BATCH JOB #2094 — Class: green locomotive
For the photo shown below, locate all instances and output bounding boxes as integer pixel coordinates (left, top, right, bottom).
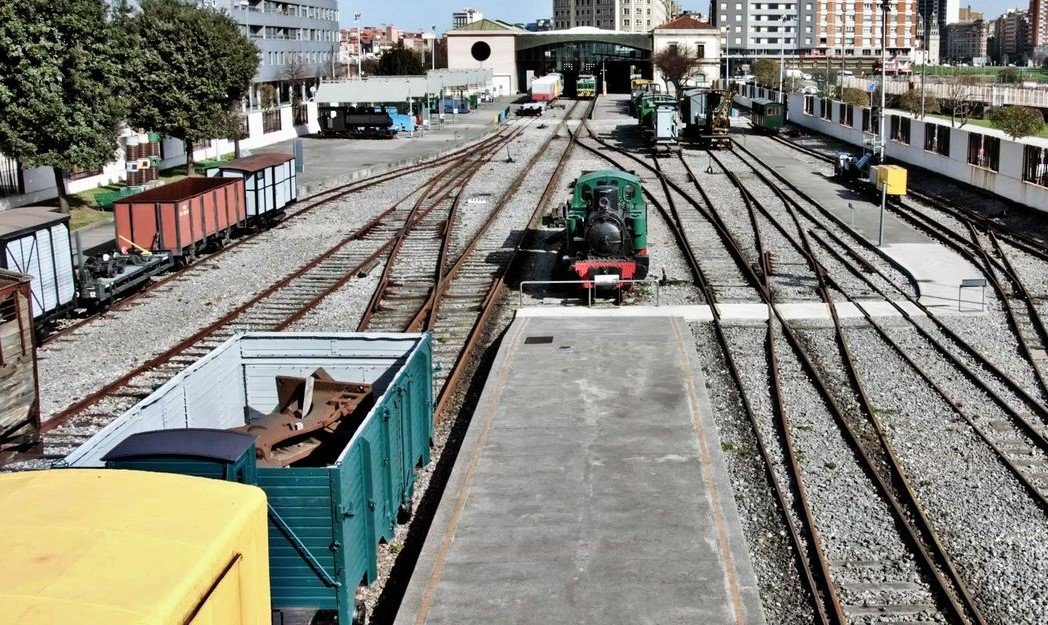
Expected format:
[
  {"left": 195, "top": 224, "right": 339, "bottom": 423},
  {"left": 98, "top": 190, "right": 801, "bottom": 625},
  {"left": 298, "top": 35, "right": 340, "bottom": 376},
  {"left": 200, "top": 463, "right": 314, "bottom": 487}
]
[
  {"left": 560, "top": 170, "right": 649, "bottom": 286},
  {"left": 577, "top": 74, "right": 597, "bottom": 99},
  {"left": 750, "top": 97, "right": 785, "bottom": 134}
]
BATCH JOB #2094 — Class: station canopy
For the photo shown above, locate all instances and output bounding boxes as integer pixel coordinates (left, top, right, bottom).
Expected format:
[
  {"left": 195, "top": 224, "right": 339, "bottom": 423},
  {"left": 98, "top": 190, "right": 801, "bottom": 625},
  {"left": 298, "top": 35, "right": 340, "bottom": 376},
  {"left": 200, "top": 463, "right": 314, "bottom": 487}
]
[{"left": 315, "top": 68, "right": 493, "bottom": 105}]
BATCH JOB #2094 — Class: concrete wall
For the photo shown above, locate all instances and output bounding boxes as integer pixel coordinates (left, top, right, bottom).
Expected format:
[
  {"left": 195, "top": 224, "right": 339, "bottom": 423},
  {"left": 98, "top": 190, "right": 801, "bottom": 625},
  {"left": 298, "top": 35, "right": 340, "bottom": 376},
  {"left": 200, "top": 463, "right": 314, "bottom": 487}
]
[
  {"left": 0, "top": 102, "right": 319, "bottom": 211},
  {"left": 785, "top": 91, "right": 1048, "bottom": 211},
  {"left": 447, "top": 33, "right": 517, "bottom": 95}
]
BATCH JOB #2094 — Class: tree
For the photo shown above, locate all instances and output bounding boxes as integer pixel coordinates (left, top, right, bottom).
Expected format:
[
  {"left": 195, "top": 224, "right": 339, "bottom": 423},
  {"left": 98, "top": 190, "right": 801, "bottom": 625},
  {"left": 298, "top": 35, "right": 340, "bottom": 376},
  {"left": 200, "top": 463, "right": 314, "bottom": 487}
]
[
  {"left": 999, "top": 67, "right": 1021, "bottom": 84},
  {"left": 377, "top": 46, "right": 425, "bottom": 76},
  {"left": 652, "top": 46, "right": 699, "bottom": 95},
  {"left": 841, "top": 87, "right": 872, "bottom": 108},
  {"left": 281, "top": 53, "right": 312, "bottom": 102},
  {"left": 938, "top": 74, "right": 981, "bottom": 128},
  {"left": 752, "top": 58, "right": 780, "bottom": 88},
  {"left": 896, "top": 88, "right": 939, "bottom": 116},
  {"left": 361, "top": 57, "right": 380, "bottom": 77},
  {"left": 988, "top": 105, "right": 1045, "bottom": 139},
  {"left": 124, "top": 0, "right": 258, "bottom": 175},
  {"left": 259, "top": 84, "right": 278, "bottom": 110},
  {"left": 0, "top": 0, "right": 130, "bottom": 210}
]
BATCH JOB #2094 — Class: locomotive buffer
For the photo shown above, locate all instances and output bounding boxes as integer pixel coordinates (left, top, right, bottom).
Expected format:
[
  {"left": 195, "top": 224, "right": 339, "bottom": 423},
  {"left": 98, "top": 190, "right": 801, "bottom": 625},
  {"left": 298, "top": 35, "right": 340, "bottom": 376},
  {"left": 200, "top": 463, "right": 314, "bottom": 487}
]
[{"left": 396, "top": 315, "right": 765, "bottom": 624}]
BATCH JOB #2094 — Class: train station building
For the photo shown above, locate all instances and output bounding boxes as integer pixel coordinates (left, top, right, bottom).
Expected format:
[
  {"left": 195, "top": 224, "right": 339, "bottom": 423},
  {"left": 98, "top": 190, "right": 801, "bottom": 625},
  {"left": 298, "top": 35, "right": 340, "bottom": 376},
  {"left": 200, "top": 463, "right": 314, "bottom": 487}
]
[{"left": 447, "top": 16, "right": 722, "bottom": 96}]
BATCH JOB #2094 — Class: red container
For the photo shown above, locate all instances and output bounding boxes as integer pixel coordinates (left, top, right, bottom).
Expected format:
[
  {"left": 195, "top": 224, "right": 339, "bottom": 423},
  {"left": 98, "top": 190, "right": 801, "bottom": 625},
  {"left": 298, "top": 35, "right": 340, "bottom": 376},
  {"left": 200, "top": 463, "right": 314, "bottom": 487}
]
[{"left": 114, "top": 177, "right": 246, "bottom": 257}]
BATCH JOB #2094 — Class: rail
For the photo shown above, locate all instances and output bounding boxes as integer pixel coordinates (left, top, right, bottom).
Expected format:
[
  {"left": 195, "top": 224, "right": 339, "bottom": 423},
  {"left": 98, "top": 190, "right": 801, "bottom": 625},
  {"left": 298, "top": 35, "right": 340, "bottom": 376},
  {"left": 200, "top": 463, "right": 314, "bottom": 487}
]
[{"left": 517, "top": 279, "right": 660, "bottom": 307}]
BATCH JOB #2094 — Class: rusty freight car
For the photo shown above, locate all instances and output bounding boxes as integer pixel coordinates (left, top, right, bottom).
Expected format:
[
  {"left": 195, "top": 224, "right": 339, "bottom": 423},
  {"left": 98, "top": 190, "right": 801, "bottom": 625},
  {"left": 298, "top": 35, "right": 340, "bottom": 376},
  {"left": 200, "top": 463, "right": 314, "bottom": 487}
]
[{"left": 113, "top": 177, "right": 246, "bottom": 262}]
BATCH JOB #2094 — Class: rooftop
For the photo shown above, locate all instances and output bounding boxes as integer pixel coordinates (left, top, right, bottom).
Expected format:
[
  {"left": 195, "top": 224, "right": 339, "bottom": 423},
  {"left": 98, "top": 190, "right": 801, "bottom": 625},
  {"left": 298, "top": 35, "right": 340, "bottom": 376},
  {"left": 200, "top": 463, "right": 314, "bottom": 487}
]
[{"left": 655, "top": 15, "right": 716, "bottom": 30}]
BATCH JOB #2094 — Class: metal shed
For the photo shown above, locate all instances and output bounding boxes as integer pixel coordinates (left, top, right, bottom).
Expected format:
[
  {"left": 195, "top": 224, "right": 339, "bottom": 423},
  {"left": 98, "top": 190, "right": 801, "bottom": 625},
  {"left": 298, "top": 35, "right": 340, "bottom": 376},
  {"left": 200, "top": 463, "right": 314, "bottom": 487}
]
[
  {"left": 0, "top": 207, "right": 75, "bottom": 321},
  {"left": 63, "top": 332, "right": 434, "bottom": 625},
  {"left": 206, "top": 152, "right": 297, "bottom": 219}
]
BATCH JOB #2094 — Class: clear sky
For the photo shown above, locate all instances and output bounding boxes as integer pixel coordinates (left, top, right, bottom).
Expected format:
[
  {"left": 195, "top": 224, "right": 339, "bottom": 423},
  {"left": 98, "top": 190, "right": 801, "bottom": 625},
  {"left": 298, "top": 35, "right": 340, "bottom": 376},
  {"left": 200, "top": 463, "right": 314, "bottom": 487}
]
[
  {"left": 337, "top": 0, "right": 1013, "bottom": 31},
  {"left": 338, "top": 0, "right": 709, "bottom": 31}
]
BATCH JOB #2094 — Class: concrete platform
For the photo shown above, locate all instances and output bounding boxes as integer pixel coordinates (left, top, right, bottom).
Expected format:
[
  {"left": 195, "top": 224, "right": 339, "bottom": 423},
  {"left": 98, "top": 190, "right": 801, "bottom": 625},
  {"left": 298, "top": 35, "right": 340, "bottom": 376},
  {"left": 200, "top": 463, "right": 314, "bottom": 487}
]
[
  {"left": 513, "top": 300, "right": 979, "bottom": 320},
  {"left": 395, "top": 315, "right": 765, "bottom": 625},
  {"left": 734, "top": 133, "right": 985, "bottom": 312}
]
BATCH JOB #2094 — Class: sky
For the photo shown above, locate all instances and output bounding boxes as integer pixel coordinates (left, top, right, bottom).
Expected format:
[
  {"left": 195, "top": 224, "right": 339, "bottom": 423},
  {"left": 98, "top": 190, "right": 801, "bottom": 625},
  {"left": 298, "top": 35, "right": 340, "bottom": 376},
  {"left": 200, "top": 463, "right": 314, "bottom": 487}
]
[
  {"left": 337, "top": 0, "right": 1010, "bottom": 31},
  {"left": 337, "top": 0, "right": 708, "bottom": 31}
]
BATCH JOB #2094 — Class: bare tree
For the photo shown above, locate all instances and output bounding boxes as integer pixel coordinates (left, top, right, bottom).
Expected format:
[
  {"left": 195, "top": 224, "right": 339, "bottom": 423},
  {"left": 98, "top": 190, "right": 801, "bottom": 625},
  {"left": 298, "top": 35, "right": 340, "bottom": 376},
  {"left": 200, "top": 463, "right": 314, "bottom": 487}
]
[
  {"left": 939, "top": 73, "right": 981, "bottom": 128},
  {"left": 281, "top": 53, "right": 312, "bottom": 83},
  {"left": 652, "top": 46, "right": 700, "bottom": 95}
]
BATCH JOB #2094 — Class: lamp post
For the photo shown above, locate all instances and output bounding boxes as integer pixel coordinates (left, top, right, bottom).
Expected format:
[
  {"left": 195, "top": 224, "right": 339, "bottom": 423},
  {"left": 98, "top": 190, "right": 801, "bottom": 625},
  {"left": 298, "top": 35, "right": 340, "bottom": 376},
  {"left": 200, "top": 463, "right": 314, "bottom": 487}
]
[
  {"left": 724, "top": 25, "right": 731, "bottom": 84},
  {"left": 879, "top": 0, "right": 891, "bottom": 162},
  {"left": 918, "top": 15, "right": 927, "bottom": 117},
  {"left": 431, "top": 25, "right": 436, "bottom": 71},
  {"left": 778, "top": 16, "right": 786, "bottom": 100},
  {"left": 354, "top": 13, "right": 364, "bottom": 79}
]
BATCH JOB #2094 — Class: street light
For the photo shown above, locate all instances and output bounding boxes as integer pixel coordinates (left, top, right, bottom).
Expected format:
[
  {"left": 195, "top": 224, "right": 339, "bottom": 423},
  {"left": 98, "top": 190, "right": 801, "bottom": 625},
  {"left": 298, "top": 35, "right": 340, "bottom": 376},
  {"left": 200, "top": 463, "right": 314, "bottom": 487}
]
[
  {"left": 354, "top": 12, "right": 362, "bottom": 80},
  {"left": 778, "top": 16, "right": 793, "bottom": 102},
  {"left": 879, "top": 0, "right": 892, "bottom": 162}
]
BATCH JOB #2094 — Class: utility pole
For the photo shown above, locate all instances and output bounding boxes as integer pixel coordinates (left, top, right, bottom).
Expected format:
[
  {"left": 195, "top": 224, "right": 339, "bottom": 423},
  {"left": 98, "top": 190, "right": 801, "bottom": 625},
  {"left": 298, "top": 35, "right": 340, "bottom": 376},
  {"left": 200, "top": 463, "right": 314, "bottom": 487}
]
[
  {"left": 839, "top": 2, "right": 846, "bottom": 97},
  {"left": 779, "top": 15, "right": 785, "bottom": 100},
  {"left": 431, "top": 25, "right": 436, "bottom": 71},
  {"left": 919, "top": 16, "right": 927, "bottom": 117},
  {"left": 879, "top": 0, "right": 891, "bottom": 162},
  {"left": 725, "top": 26, "right": 731, "bottom": 85},
  {"left": 354, "top": 12, "right": 362, "bottom": 79}
]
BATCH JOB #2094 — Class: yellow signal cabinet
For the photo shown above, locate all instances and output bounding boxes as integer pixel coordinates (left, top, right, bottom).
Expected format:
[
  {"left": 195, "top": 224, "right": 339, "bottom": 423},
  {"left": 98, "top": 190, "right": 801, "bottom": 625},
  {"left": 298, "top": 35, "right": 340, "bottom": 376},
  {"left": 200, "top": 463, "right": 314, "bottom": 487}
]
[{"left": 870, "top": 164, "right": 908, "bottom": 196}]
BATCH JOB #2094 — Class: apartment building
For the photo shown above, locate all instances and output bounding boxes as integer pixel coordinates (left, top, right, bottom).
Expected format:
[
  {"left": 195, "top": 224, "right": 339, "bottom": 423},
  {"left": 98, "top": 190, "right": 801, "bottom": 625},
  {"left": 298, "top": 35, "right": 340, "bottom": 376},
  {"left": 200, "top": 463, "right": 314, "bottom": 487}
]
[
  {"left": 1031, "top": 0, "right": 1048, "bottom": 47},
  {"left": 942, "top": 18, "right": 987, "bottom": 62},
  {"left": 453, "top": 8, "right": 484, "bottom": 28},
  {"left": 552, "top": 0, "right": 676, "bottom": 32},
  {"left": 813, "top": 0, "right": 919, "bottom": 58},
  {"left": 221, "top": 0, "right": 339, "bottom": 83}
]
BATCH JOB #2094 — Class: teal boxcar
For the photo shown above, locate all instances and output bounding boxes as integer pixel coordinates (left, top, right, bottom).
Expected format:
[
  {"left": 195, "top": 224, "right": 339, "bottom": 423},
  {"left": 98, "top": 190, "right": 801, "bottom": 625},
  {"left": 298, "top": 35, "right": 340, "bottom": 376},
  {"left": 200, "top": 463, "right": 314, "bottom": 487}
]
[
  {"left": 63, "top": 332, "right": 434, "bottom": 625},
  {"left": 750, "top": 97, "right": 785, "bottom": 134}
]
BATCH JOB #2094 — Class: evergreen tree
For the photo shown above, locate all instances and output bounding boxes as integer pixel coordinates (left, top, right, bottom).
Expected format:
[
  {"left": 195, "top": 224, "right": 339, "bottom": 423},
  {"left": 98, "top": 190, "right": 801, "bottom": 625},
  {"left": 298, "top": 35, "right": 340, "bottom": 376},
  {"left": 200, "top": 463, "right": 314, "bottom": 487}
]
[
  {"left": 0, "top": 0, "right": 130, "bottom": 209},
  {"left": 378, "top": 46, "right": 425, "bottom": 76}
]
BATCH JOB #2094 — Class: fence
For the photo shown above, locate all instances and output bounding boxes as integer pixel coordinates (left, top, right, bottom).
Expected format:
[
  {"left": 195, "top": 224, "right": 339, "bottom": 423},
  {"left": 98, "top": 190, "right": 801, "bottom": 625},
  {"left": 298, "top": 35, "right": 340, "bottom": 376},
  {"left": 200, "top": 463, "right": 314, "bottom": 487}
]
[
  {"left": 842, "top": 76, "right": 1048, "bottom": 109},
  {"left": 262, "top": 109, "right": 283, "bottom": 134}
]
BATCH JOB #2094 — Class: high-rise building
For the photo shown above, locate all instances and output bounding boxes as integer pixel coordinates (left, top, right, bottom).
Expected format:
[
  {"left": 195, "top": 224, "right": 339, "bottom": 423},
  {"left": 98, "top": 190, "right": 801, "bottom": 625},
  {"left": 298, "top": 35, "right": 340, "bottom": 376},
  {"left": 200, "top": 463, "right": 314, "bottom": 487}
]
[
  {"left": 918, "top": 0, "right": 959, "bottom": 30},
  {"left": 1031, "top": 0, "right": 1048, "bottom": 47},
  {"left": 813, "top": 0, "right": 919, "bottom": 59},
  {"left": 942, "top": 19, "right": 987, "bottom": 62},
  {"left": 957, "top": 4, "right": 982, "bottom": 21},
  {"left": 215, "top": 0, "right": 340, "bottom": 83},
  {"left": 710, "top": 0, "right": 918, "bottom": 58},
  {"left": 552, "top": 0, "right": 676, "bottom": 32},
  {"left": 988, "top": 8, "right": 1030, "bottom": 62},
  {"left": 709, "top": 0, "right": 814, "bottom": 56},
  {"left": 453, "top": 8, "right": 484, "bottom": 28}
]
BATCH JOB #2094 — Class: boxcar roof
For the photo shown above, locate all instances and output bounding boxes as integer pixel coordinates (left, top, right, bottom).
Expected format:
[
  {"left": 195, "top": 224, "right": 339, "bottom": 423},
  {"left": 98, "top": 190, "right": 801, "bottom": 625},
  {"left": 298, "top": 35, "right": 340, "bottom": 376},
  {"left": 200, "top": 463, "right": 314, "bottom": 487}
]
[
  {"left": 0, "top": 469, "right": 266, "bottom": 624},
  {"left": 117, "top": 176, "right": 239, "bottom": 204},
  {"left": 751, "top": 97, "right": 775, "bottom": 106},
  {"left": 211, "top": 152, "right": 294, "bottom": 173},
  {"left": 103, "top": 428, "right": 256, "bottom": 463},
  {"left": 0, "top": 207, "right": 69, "bottom": 241}
]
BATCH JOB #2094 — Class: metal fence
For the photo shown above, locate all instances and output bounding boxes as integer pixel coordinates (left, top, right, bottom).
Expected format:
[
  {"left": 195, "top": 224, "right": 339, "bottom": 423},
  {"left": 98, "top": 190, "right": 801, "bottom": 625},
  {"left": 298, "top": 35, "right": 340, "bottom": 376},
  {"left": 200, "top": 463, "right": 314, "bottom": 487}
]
[
  {"left": 263, "top": 109, "right": 283, "bottom": 134},
  {"left": 842, "top": 76, "right": 1048, "bottom": 108}
]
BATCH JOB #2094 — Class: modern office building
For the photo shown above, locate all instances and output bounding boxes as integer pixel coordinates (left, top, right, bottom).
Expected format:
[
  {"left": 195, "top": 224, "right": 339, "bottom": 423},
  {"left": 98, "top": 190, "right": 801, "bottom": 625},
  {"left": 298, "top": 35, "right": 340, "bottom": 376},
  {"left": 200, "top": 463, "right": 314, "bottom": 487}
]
[
  {"left": 552, "top": 0, "right": 677, "bottom": 32},
  {"left": 213, "top": 0, "right": 340, "bottom": 84},
  {"left": 709, "top": 0, "right": 815, "bottom": 56}
]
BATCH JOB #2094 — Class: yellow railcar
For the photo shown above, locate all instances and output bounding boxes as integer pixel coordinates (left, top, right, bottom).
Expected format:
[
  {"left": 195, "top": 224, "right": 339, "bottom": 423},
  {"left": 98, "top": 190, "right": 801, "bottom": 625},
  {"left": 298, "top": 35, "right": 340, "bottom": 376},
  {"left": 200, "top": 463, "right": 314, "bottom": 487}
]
[{"left": 0, "top": 469, "right": 270, "bottom": 625}]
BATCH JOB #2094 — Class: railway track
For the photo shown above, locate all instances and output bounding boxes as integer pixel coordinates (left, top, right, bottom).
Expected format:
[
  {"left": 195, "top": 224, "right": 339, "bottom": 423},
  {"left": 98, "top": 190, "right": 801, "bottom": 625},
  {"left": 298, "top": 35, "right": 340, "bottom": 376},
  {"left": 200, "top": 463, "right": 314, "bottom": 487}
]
[
  {"left": 5, "top": 127, "right": 530, "bottom": 468},
  {"left": 357, "top": 99, "right": 595, "bottom": 419},
  {"left": 40, "top": 129, "right": 521, "bottom": 347},
  {"left": 573, "top": 122, "right": 761, "bottom": 303}
]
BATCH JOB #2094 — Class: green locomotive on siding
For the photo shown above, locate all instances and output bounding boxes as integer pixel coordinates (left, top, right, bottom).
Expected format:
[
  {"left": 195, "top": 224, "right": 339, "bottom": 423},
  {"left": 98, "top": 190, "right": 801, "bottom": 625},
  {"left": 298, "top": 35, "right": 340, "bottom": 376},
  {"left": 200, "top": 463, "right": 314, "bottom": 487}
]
[
  {"left": 577, "top": 74, "right": 597, "bottom": 99},
  {"left": 560, "top": 170, "right": 649, "bottom": 286},
  {"left": 750, "top": 97, "right": 785, "bottom": 134}
]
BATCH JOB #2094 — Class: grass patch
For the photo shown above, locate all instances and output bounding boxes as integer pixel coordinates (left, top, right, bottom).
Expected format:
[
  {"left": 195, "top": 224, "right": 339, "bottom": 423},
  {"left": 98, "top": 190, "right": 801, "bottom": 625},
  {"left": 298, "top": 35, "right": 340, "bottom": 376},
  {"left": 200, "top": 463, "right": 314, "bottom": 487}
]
[
  {"left": 912, "top": 65, "right": 1048, "bottom": 82},
  {"left": 721, "top": 441, "right": 737, "bottom": 453},
  {"left": 69, "top": 206, "right": 112, "bottom": 231}
]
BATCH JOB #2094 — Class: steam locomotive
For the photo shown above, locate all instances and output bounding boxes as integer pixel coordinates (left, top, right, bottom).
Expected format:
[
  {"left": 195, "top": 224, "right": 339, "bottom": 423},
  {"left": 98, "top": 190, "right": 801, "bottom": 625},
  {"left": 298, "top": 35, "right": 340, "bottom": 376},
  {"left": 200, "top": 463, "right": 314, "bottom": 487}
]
[{"left": 558, "top": 170, "right": 649, "bottom": 287}]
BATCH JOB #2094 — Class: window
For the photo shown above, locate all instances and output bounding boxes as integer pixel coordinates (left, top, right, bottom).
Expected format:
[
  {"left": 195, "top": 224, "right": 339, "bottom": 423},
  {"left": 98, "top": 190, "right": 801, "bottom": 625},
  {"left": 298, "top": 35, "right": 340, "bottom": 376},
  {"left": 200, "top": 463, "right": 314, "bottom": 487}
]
[
  {"left": 862, "top": 108, "right": 876, "bottom": 133},
  {"left": 968, "top": 133, "right": 1000, "bottom": 172},
  {"left": 1024, "top": 145, "right": 1048, "bottom": 187},
  {"left": 889, "top": 115, "right": 910, "bottom": 144},
  {"left": 803, "top": 95, "right": 814, "bottom": 115},
  {"left": 697, "top": 43, "right": 706, "bottom": 58},
  {"left": 819, "top": 98, "right": 831, "bottom": 120},
  {"left": 924, "top": 124, "right": 950, "bottom": 157},
  {"left": 841, "top": 103, "right": 854, "bottom": 127}
]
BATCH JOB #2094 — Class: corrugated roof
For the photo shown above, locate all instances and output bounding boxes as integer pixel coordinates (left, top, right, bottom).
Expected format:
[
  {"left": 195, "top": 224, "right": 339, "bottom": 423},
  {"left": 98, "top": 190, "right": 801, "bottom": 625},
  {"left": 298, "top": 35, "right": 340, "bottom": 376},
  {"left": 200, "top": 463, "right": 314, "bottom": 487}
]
[
  {"left": 315, "top": 69, "right": 494, "bottom": 104},
  {"left": 0, "top": 207, "right": 69, "bottom": 240},
  {"left": 210, "top": 152, "right": 294, "bottom": 173},
  {"left": 655, "top": 15, "right": 716, "bottom": 30},
  {"left": 450, "top": 18, "right": 526, "bottom": 32}
]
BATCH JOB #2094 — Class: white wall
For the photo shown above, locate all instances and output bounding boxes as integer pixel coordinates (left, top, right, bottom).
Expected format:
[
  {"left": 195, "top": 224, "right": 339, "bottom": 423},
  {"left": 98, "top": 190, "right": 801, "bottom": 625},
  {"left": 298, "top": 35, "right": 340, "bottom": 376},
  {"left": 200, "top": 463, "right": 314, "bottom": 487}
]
[
  {"left": 0, "top": 102, "right": 319, "bottom": 210},
  {"left": 651, "top": 29, "right": 721, "bottom": 93},
  {"left": 786, "top": 92, "right": 1048, "bottom": 212},
  {"left": 447, "top": 33, "right": 518, "bottom": 94}
]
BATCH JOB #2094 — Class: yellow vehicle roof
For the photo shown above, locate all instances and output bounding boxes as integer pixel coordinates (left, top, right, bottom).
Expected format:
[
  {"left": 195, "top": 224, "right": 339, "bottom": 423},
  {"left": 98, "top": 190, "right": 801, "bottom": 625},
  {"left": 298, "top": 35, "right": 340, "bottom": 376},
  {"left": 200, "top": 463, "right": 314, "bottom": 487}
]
[{"left": 0, "top": 469, "right": 270, "bottom": 625}]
